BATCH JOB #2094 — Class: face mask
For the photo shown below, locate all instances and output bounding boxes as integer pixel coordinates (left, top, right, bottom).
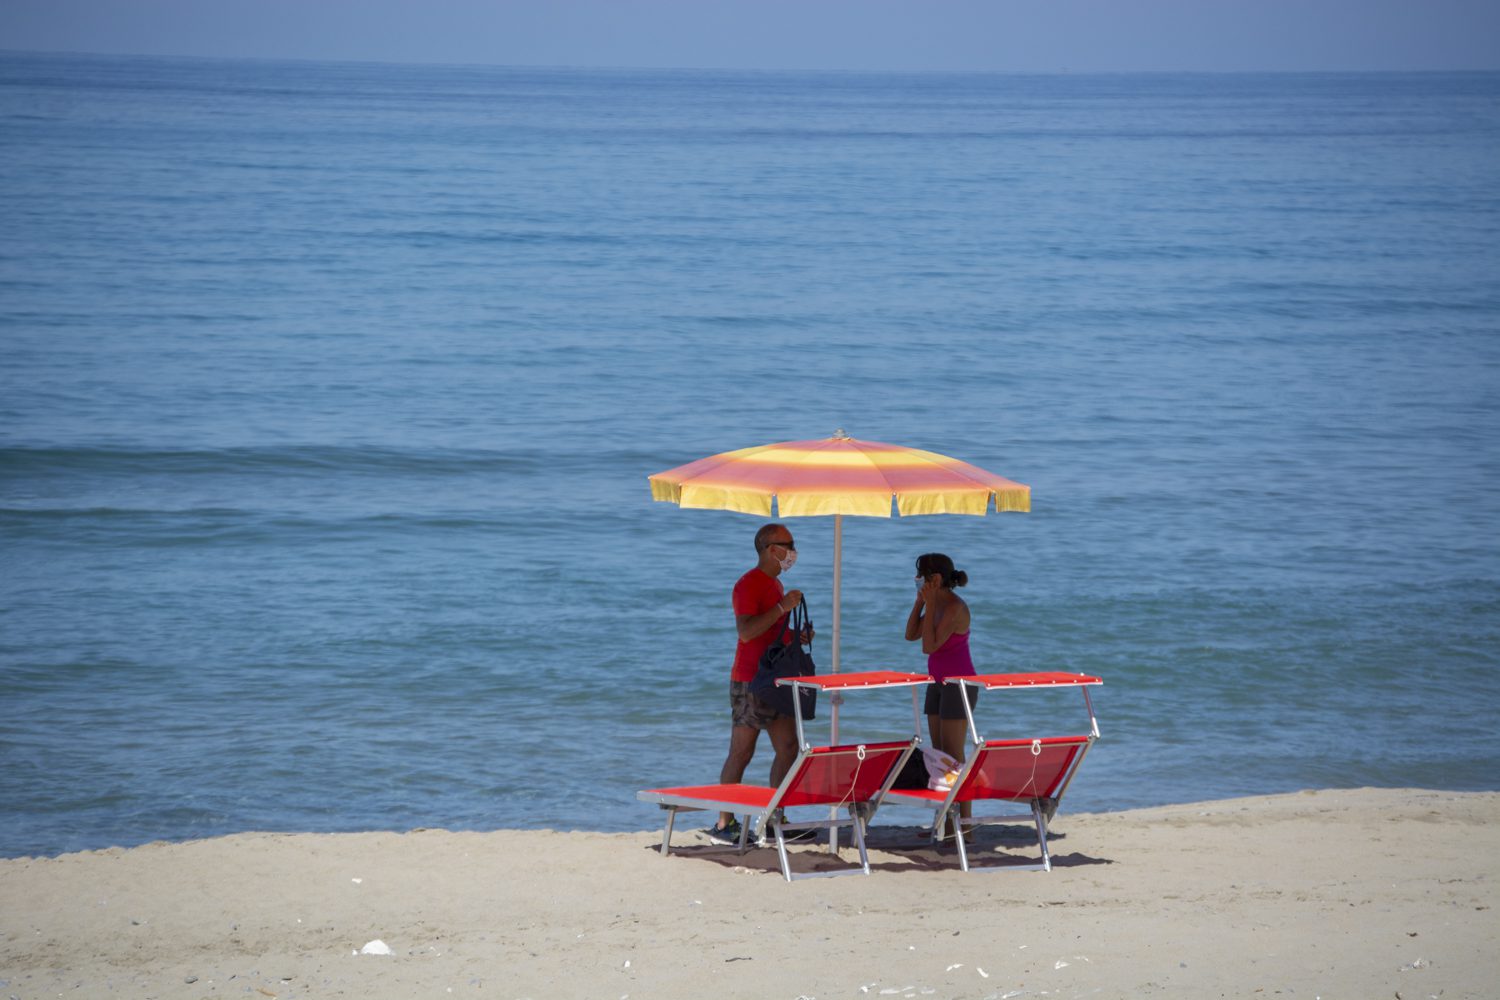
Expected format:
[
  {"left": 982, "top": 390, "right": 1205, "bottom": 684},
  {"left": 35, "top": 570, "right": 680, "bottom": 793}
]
[
  {"left": 778, "top": 549, "right": 797, "bottom": 573},
  {"left": 915, "top": 576, "right": 926, "bottom": 592}
]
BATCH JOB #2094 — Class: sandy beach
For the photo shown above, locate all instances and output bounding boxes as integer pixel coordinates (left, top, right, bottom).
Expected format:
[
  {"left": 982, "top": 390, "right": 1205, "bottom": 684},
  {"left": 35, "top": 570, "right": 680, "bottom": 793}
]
[{"left": 2, "top": 788, "right": 1495, "bottom": 1000}]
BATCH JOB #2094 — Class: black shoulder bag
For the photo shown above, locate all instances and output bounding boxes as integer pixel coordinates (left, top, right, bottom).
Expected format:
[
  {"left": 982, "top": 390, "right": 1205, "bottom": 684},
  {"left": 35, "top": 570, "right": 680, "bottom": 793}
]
[{"left": 748, "top": 596, "right": 818, "bottom": 720}]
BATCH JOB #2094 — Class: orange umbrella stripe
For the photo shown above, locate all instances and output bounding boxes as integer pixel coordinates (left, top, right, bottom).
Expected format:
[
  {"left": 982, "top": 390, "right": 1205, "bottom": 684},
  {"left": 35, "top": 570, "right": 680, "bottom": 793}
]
[{"left": 657, "top": 468, "right": 1018, "bottom": 491}]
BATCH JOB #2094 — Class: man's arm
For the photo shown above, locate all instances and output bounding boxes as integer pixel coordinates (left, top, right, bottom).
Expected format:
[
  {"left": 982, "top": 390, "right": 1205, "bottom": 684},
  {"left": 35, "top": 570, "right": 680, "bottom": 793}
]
[{"left": 736, "top": 588, "right": 802, "bottom": 642}]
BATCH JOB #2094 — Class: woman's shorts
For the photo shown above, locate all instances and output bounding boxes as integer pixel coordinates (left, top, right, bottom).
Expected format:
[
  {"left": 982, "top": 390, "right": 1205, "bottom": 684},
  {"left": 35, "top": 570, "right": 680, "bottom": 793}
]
[
  {"left": 924, "top": 681, "right": 979, "bottom": 721},
  {"left": 730, "top": 680, "right": 781, "bottom": 729}
]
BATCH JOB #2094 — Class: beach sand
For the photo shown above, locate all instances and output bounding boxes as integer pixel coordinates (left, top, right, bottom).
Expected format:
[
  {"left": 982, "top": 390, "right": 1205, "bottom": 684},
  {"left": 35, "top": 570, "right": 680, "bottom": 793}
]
[{"left": 2, "top": 788, "right": 1495, "bottom": 1000}]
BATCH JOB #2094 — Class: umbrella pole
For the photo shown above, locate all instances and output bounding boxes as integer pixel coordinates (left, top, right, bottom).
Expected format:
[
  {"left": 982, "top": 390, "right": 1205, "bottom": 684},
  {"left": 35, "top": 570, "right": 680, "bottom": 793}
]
[
  {"left": 834, "top": 515, "right": 846, "bottom": 680},
  {"left": 829, "top": 513, "right": 843, "bottom": 854},
  {"left": 831, "top": 515, "right": 842, "bottom": 702}
]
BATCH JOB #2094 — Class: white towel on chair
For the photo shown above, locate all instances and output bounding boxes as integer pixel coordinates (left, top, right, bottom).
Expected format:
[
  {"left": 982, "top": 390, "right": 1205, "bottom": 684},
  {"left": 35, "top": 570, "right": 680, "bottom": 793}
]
[{"left": 920, "top": 747, "right": 960, "bottom": 791}]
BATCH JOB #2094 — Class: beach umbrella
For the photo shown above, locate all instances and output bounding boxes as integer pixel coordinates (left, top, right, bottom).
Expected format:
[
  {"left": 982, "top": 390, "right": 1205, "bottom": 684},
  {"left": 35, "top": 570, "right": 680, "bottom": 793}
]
[{"left": 648, "top": 430, "right": 1030, "bottom": 682}]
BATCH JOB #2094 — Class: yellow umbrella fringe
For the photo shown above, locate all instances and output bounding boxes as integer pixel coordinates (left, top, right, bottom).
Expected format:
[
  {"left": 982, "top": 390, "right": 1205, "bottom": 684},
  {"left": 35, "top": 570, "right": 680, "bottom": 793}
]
[
  {"left": 678, "top": 485, "right": 773, "bottom": 516},
  {"left": 778, "top": 492, "right": 894, "bottom": 518},
  {"left": 647, "top": 477, "right": 681, "bottom": 504},
  {"left": 995, "top": 490, "right": 1032, "bottom": 513}
]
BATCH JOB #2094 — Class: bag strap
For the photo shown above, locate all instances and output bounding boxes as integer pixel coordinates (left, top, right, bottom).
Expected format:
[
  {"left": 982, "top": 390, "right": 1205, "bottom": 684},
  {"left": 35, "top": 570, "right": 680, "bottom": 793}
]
[
  {"left": 783, "top": 595, "right": 811, "bottom": 646},
  {"left": 778, "top": 593, "right": 809, "bottom": 645}
]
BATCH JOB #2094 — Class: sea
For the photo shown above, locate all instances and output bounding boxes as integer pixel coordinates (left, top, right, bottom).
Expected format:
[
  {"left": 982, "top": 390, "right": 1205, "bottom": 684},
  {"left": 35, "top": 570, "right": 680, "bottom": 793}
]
[{"left": 2, "top": 52, "right": 1498, "bottom": 859}]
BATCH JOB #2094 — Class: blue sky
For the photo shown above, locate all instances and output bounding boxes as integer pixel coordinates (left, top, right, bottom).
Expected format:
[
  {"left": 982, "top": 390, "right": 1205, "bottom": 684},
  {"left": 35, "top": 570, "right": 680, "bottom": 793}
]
[{"left": 2, "top": 0, "right": 1497, "bottom": 72}]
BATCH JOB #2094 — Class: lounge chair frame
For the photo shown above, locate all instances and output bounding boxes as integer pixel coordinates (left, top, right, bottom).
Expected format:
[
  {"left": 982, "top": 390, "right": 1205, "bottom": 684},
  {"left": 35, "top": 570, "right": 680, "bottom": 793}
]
[
  {"left": 638, "top": 737, "right": 918, "bottom": 881},
  {"left": 882, "top": 734, "right": 1093, "bottom": 871},
  {"left": 880, "top": 672, "right": 1102, "bottom": 873},
  {"left": 779, "top": 670, "right": 931, "bottom": 854}
]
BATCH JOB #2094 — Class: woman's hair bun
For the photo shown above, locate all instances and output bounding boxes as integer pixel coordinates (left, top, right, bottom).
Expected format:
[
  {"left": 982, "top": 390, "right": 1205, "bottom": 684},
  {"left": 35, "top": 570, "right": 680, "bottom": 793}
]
[{"left": 916, "top": 553, "right": 967, "bottom": 588}]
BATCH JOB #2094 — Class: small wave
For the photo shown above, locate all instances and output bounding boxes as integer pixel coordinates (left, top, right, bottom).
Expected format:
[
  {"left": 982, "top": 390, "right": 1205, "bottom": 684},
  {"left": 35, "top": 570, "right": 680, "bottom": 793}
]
[
  {"left": 1, "top": 442, "right": 703, "bottom": 481},
  {"left": 0, "top": 444, "right": 556, "bottom": 478},
  {"left": 368, "top": 228, "right": 632, "bottom": 248},
  {"left": 0, "top": 506, "right": 519, "bottom": 547}
]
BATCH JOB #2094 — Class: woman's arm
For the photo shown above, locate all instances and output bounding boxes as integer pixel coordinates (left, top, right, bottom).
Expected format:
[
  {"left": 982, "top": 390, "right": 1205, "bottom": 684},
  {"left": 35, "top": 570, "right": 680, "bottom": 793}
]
[
  {"left": 904, "top": 597, "right": 924, "bottom": 642},
  {"left": 920, "top": 595, "right": 970, "bottom": 655}
]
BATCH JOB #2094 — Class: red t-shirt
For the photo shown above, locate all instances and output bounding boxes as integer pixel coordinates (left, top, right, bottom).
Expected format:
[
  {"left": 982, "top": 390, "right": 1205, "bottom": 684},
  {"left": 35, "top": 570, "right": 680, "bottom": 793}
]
[{"left": 731, "top": 567, "right": 786, "bottom": 683}]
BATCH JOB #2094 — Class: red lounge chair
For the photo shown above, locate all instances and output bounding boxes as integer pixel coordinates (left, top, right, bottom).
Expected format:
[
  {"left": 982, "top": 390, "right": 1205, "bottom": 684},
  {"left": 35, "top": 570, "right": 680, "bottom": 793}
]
[
  {"left": 879, "top": 671, "right": 1102, "bottom": 873},
  {"left": 638, "top": 737, "right": 918, "bottom": 882},
  {"left": 881, "top": 733, "right": 1094, "bottom": 872}
]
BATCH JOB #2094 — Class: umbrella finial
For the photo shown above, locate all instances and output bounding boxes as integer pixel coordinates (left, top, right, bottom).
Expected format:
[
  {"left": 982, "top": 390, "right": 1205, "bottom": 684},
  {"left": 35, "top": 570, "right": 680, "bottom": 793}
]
[{"left": 832, "top": 428, "right": 850, "bottom": 440}]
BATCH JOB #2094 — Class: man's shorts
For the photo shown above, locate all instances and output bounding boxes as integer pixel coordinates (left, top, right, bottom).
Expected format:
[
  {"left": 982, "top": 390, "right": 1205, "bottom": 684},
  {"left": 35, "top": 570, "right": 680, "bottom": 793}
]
[
  {"left": 924, "top": 681, "right": 979, "bottom": 721},
  {"left": 730, "top": 680, "right": 782, "bottom": 729}
]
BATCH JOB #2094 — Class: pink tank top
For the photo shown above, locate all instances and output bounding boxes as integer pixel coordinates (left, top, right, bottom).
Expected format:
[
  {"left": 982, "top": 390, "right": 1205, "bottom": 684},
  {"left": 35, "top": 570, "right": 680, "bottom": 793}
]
[{"left": 927, "top": 630, "right": 974, "bottom": 683}]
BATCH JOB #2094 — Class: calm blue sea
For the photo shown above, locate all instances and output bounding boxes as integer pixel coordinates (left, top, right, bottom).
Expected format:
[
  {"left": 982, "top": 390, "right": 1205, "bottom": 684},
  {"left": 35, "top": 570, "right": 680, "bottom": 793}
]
[{"left": 2, "top": 52, "right": 1498, "bottom": 858}]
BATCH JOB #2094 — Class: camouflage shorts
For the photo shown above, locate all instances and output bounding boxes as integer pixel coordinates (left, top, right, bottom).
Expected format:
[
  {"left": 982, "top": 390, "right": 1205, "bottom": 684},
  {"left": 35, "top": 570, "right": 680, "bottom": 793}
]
[{"left": 730, "top": 680, "right": 781, "bottom": 729}]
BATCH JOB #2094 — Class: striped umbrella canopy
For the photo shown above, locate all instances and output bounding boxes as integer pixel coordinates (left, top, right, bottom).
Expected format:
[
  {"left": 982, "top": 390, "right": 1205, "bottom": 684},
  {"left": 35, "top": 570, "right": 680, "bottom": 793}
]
[
  {"left": 649, "top": 432, "right": 1029, "bottom": 518},
  {"left": 649, "top": 431, "right": 1030, "bottom": 679}
]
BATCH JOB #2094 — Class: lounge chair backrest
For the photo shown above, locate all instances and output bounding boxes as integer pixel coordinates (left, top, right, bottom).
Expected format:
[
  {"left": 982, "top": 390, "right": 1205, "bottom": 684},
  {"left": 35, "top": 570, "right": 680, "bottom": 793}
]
[
  {"left": 778, "top": 741, "right": 912, "bottom": 808},
  {"left": 955, "top": 735, "right": 1091, "bottom": 804}
]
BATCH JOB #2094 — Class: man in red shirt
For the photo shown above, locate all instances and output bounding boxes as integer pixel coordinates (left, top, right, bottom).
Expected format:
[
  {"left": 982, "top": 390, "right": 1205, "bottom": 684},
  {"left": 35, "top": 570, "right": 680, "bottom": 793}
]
[{"left": 707, "top": 522, "right": 810, "bottom": 844}]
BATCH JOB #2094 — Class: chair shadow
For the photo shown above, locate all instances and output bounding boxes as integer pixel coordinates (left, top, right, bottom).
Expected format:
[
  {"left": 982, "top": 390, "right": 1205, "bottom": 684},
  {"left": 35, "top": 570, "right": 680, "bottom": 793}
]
[
  {"left": 864, "top": 823, "right": 1114, "bottom": 872},
  {"left": 638, "top": 822, "right": 1113, "bottom": 877}
]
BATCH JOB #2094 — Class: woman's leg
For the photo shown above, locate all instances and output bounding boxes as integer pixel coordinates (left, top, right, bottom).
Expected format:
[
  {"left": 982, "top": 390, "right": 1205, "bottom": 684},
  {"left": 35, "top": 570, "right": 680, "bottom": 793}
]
[
  {"left": 927, "top": 711, "right": 971, "bottom": 840},
  {"left": 934, "top": 684, "right": 976, "bottom": 840},
  {"left": 939, "top": 715, "right": 972, "bottom": 833}
]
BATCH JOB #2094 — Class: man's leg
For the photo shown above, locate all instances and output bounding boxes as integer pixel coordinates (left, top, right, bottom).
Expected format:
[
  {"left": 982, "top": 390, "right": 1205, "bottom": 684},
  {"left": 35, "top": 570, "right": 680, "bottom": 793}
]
[
  {"left": 717, "top": 724, "right": 759, "bottom": 828},
  {"left": 763, "top": 714, "right": 817, "bottom": 842},
  {"left": 765, "top": 714, "right": 799, "bottom": 788}
]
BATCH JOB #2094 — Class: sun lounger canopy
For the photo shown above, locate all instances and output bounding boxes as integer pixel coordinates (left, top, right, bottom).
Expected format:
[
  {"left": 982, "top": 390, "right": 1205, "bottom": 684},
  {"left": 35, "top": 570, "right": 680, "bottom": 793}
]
[
  {"left": 778, "top": 670, "right": 930, "bottom": 691},
  {"left": 951, "top": 672, "right": 1102, "bottom": 689}
]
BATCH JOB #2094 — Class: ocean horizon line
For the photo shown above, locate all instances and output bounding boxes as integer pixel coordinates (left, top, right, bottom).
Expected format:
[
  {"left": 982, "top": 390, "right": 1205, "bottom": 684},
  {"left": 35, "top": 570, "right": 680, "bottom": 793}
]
[{"left": 5, "top": 47, "right": 1498, "bottom": 78}]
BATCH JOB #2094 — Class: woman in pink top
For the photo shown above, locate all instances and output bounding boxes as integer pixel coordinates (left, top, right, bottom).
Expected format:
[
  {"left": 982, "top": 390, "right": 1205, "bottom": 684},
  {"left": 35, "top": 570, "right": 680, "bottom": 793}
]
[{"left": 904, "top": 552, "right": 977, "bottom": 839}]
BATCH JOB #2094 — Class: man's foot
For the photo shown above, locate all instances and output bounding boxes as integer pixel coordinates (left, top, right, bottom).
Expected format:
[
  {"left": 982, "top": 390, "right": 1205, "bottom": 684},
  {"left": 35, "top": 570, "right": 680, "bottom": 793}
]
[
  {"left": 704, "top": 818, "right": 743, "bottom": 845},
  {"left": 763, "top": 809, "right": 819, "bottom": 845},
  {"left": 751, "top": 825, "right": 817, "bottom": 848}
]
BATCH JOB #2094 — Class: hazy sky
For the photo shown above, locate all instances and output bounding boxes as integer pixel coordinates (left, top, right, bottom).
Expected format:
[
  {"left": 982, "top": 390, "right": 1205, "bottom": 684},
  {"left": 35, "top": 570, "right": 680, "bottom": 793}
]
[{"left": 2, "top": 0, "right": 1497, "bottom": 72}]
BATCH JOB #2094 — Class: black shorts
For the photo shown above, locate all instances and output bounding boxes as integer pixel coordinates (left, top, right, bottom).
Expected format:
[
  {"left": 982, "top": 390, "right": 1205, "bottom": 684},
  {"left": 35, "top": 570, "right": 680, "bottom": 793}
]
[{"left": 924, "top": 682, "right": 979, "bottom": 721}]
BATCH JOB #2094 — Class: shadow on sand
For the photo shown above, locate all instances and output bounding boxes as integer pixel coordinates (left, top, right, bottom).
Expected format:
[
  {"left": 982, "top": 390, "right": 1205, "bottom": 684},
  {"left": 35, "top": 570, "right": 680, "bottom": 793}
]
[{"left": 638, "top": 821, "right": 1113, "bottom": 878}]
